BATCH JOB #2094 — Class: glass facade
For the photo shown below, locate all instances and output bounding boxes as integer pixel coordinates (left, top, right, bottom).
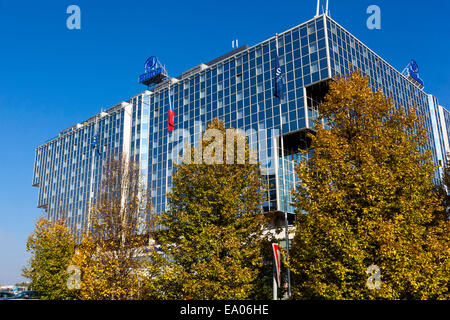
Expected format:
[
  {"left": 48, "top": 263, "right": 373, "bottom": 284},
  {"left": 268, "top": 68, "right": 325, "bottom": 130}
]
[
  {"left": 437, "top": 105, "right": 450, "bottom": 164},
  {"left": 33, "top": 103, "right": 132, "bottom": 233},
  {"left": 33, "top": 15, "right": 450, "bottom": 233},
  {"left": 326, "top": 17, "right": 444, "bottom": 180}
]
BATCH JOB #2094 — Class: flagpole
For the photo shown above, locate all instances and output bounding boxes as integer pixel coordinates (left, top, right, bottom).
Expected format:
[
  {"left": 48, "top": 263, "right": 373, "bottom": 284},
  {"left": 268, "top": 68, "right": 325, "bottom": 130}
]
[
  {"left": 165, "top": 85, "right": 171, "bottom": 212},
  {"left": 273, "top": 254, "right": 278, "bottom": 300},
  {"left": 274, "top": 34, "right": 280, "bottom": 301},
  {"left": 87, "top": 115, "right": 99, "bottom": 237},
  {"left": 276, "top": 33, "right": 292, "bottom": 299}
]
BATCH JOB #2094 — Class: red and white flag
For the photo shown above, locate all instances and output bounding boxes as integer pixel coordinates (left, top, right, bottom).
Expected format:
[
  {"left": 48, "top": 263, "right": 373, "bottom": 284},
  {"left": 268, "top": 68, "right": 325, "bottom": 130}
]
[
  {"left": 272, "top": 243, "right": 281, "bottom": 288},
  {"left": 168, "top": 88, "right": 175, "bottom": 132}
]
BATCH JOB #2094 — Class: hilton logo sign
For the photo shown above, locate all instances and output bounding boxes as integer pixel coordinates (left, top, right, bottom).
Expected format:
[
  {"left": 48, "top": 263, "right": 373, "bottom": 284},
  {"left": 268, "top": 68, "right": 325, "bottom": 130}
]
[{"left": 139, "top": 56, "right": 168, "bottom": 86}]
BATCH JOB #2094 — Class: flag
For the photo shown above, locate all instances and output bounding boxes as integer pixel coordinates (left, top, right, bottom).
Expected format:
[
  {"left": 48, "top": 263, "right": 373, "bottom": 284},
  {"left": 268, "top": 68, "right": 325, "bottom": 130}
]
[
  {"left": 92, "top": 135, "right": 100, "bottom": 156},
  {"left": 168, "top": 89, "right": 175, "bottom": 132},
  {"left": 272, "top": 243, "right": 281, "bottom": 288},
  {"left": 273, "top": 49, "right": 285, "bottom": 99}
]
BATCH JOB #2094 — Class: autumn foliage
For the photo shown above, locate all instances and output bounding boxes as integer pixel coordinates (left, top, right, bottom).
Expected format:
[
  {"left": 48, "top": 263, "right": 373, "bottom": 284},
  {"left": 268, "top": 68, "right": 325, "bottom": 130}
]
[
  {"left": 23, "top": 217, "right": 77, "bottom": 300},
  {"left": 24, "top": 72, "right": 449, "bottom": 300},
  {"left": 289, "top": 71, "right": 450, "bottom": 299},
  {"left": 72, "top": 156, "right": 156, "bottom": 300},
  {"left": 155, "top": 119, "right": 270, "bottom": 299}
]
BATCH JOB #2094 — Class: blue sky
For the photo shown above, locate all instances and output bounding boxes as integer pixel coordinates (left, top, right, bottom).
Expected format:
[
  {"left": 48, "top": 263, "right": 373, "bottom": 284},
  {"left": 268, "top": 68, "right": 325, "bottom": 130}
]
[{"left": 0, "top": 0, "right": 449, "bottom": 285}]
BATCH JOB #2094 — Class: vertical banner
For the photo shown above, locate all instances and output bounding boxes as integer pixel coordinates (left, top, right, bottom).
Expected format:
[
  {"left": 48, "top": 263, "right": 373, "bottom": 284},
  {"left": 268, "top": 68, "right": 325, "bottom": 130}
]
[
  {"left": 273, "top": 34, "right": 285, "bottom": 100},
  {"left": 272, "top": 243, "right": 281, "bottom": 288},
  {"left": 168, "top": 86, "right": 175, "bottom": 132}
]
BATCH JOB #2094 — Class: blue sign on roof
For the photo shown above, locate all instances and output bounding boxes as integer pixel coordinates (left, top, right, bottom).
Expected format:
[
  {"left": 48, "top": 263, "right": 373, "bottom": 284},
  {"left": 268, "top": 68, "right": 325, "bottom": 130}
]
[
  {"left": 410, "top": 59, "right": 419, "bottom": 73},
  {"left": 139, "top": 56, "right": 168, "bottom": 86},
  {"left": 408, "top": 60, "right": 424, "bottom": 87},
  {"left": 402, "top": 59, "right": 424, "bottom": 89},
  {"left": 144, "top": 56, "right": 158, "bottom": 71}
]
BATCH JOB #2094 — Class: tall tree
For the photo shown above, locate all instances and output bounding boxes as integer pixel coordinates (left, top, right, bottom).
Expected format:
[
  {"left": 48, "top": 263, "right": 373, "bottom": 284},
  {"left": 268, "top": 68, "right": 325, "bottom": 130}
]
[
  {"left": 289, "top": 71, "right": 450, "bottom": 299},
  {"left": 72, "top": 156, "right": 156, "bottom": 300},
  {"left": 23, "top": 217, "right": 76, "bottom": 300},
  {"left": 157, "top": 119, "right": 269, "bottom": 299}
]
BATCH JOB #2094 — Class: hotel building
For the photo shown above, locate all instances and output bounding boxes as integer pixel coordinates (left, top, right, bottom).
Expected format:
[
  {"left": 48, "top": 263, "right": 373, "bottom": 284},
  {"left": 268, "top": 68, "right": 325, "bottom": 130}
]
[{"left": 33, "top": 13, "right": 450, "bottom": 233}]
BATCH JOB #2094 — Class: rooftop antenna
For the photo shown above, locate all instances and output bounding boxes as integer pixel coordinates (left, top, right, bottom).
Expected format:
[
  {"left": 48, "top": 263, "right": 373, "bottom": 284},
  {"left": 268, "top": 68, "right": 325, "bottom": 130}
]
[
  {"left": 232, "top": 38, "right": 239, "bottom": 49},
  {"left": 316, "top": 0, "right": 330, "bottom": 16}
]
